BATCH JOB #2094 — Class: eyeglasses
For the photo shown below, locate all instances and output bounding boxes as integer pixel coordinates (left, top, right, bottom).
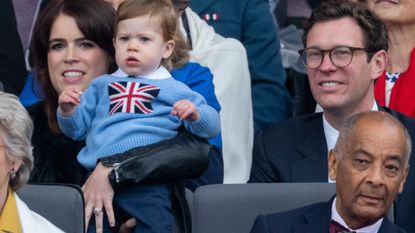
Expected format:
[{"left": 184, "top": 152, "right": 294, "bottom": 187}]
[
  {"left": 172, "top": 0, "right": 191, "bottom": 11},
  {"left": 299, "top": 46, "right": 370, "bottom": 69}
]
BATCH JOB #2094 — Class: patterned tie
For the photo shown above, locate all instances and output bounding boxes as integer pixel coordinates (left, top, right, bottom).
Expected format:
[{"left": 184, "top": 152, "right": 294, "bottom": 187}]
[{"left": 329, "top": 220, "right": 356, "bottom": 233}]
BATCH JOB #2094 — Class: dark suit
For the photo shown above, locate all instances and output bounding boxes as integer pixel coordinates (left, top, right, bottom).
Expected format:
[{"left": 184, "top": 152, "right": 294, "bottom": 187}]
[
  {"left": 250, "top": 198, "right": 406, "bottom": 233},
  {"left": 249, "top": 107, "right": 415, "bottom": 232},
  {"left": 190, "top": 0, "right": 292, "bottom": 132}
]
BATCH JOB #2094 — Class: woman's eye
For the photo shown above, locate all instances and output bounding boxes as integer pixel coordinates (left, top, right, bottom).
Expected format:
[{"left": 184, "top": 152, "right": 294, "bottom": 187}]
[
  {"left": 80, "top": 41, "right": 95, "bottom": 49},
  {"left": 49, "top": 43, "right": 65, "bottom": 50}
]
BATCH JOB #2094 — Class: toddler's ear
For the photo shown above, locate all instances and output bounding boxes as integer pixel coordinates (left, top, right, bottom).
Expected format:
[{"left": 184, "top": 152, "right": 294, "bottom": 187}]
[{"left": 163, "top": 40, "right": 175, "bottom": 59}]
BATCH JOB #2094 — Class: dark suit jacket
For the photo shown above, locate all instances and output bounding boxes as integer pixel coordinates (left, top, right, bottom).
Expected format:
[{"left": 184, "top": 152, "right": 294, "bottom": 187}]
[
  {"left": 249, "top": 199, "right": 406, "bottom": 233},
  {"left": 190, "top": 0, "right": 292, "bottom": 132},
  {"left": 249, "top": 107, "right": 415, "bottom": 232}
]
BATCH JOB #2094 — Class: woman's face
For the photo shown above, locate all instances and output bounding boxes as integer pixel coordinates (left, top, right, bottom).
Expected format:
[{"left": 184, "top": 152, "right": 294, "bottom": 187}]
[
  {"left": 0, "top": 134, "right": 20, "bottom": 198},
  {"left": 367, "top": 0, "right": 415, "bottom": 24},
  {"left": 0, "top": 142, "right": 11, "bottom": 198},
  {"left": 47, "top": 13, "right": 109, "bottom": 94}
]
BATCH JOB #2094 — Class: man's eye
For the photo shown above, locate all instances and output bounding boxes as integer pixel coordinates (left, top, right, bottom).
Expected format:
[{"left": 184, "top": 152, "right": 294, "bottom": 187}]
[
  {"left": 385, "top": 165, "right": 399, "bottom": 176},
  {"left": 354, "top": 159, "right": 369, "bottom": 169},
  {"left": 307, "top": 51, "right": 321, "bottom": 59},
  {"left": 333, "top": 49, "right": 351, "bottom": 57}
]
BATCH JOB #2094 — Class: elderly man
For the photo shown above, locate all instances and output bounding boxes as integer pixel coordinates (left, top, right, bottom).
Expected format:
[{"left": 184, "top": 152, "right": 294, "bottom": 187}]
[
  {"left": 250, "top": 111, "right": 410, "bottom": 233},
  {"left": 249, "top": 1, "right": 415, "bottom": 231}
]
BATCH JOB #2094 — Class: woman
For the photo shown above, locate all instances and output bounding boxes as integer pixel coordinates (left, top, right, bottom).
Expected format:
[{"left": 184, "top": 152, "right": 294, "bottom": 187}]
[
  {"left": 30, "top": 0, "right": 219, "bottom": 231},
  {"left": 367, "top": 0, "right": 415, "bottom": 118},
  {"left": 0, "top": 91, "right": 63, "bottom": 233}
]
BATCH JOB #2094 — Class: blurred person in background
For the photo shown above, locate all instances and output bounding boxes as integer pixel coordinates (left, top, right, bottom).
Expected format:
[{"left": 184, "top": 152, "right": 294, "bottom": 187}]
[{"left": 367, "top": 0, "right": 415, "bottom": 119}]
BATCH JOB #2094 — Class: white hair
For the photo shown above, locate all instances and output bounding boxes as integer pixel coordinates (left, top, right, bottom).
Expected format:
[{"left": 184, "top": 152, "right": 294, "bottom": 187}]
[{"left": 0, "top": 92, "right": 34, "bottom": 190}]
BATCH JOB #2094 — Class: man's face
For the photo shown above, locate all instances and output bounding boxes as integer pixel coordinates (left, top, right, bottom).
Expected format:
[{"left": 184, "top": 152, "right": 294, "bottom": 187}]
[
  {"left": 329, "top": 118, "right": 408, "bottom": 227},
  {"left": 305, "top": 17, "right": 383, "bottom": 114}
]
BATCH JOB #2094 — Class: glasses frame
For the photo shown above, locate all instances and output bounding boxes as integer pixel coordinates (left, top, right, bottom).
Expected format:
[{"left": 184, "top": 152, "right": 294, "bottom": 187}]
[
  {"left": 172, "top": 0, "right": 191, "bottom": 12},
  {"left": 298, "top": 46, "right": 370, "bottom": 69}
]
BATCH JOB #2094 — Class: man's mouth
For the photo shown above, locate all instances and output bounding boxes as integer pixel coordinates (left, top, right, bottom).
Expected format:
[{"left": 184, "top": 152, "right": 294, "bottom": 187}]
[{"left": 320, "top": 81, "right": 342, "bottom": 87}]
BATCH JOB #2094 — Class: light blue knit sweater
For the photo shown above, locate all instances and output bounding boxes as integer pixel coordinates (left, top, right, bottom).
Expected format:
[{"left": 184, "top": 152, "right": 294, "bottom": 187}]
[{"left": 57, "top": 67, "right": 220, "bottom": 169}]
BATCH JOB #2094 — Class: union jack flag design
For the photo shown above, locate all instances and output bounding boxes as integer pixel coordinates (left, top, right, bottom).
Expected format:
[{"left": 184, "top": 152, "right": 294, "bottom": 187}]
[{"left": 108, "top": 81, "right": 160, "bottom": 115}]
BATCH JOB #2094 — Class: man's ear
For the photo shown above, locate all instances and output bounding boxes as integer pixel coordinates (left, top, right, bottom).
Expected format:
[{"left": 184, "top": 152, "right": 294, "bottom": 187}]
[
  {"left": 399, "top": 165, "right": 410, "bottom": 193},
  {"left": 328, "top": 150, "right": 338, "bottom": 181},
  {"left": 162, "top": 40, "right": 175, "bottom": 59},
  {"left": 370, "top": 50, "right": 387, "bottom": 81}
]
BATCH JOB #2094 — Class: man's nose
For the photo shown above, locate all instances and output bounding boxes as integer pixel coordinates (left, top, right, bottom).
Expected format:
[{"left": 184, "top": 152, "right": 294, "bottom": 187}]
[
  {"left": 318, "top": 53, "right": 336, "bottom": 71},
  {"left": 366, "top": 165, "right": 386, "bottom": 187}
]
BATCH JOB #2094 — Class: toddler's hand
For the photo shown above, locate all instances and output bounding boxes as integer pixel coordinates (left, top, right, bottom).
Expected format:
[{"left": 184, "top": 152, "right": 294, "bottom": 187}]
[
  {"left": 171, "top": 99, "right": 200, "bottom": 121},
  {"left": 58, "top": 87, "right": 83, "bottom": 116}
]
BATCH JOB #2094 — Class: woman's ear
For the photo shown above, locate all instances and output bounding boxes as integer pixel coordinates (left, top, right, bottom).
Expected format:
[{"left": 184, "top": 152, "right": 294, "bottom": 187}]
[
  {"left": 370, "top": 50, "right": 388, "bottom": 81},
  {"left": 162, "top": 40, "right": 175, "bottom": 59}
]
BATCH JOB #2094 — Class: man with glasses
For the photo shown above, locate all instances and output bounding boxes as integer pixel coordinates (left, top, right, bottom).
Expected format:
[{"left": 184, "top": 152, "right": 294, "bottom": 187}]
[{"left": 249, "top": 1, "right": 415, "bottom": 231}]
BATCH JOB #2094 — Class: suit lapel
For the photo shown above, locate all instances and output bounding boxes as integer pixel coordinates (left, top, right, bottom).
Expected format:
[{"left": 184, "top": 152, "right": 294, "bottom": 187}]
[
  {"left": 293, "top": 200, "right": 332, "bottom": 233},
  {"left": 190, "top": 0, "right": 216, "bottom": 14},
  {"left": 378, "top": 218, "right": 399, "bottom": 233},
  {"left": 291, "top": 114, "right": 328, "bottom": 182}
]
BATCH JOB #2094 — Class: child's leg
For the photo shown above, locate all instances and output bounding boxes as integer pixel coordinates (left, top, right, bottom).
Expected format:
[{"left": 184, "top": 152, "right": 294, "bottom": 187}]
[{"left": 114, "top": 183, "right": 173, "bottom": 233}]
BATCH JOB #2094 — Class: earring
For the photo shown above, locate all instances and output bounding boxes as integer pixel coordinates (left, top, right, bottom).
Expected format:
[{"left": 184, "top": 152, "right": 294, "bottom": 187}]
[{"left": 9, "top": 168, "right": 16, "bottom": 180}]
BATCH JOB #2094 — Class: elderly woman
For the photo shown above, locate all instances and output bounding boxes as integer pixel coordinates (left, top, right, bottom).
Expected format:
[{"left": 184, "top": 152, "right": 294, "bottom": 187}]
[
  {"left": 367, "top": 0, "right": 415, "bottom": 118},
  {"left": 0, "top": 92, "right": 63, "bottom": 232}
]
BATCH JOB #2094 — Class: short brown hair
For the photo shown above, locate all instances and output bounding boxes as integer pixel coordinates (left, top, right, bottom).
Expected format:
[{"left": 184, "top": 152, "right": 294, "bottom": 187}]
[
  {"left": 303, "top": 0, "right": 388, "bottom": 61},
  {"left": 116, "top": 0, "right": 189, "bottom": 70}
]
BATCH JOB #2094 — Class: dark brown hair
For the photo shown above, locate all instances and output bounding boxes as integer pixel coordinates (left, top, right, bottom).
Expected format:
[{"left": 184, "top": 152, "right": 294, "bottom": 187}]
[
  {"left": 31, "top": 0, "right": 116, "bottom": 134},
  {"left": 303, "top": 0, "right": 388, "bottom": 61},
  {"left": 116, "top": 0, "right": 189, "bottom": 70}
]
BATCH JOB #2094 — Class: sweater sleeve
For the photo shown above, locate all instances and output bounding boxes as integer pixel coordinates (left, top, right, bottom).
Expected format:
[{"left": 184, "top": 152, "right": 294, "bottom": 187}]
[
  {"left": 171, "top": 62, "right": 221, "bottom": 112},
  {"left": 172, "top": 80, "right": 220, "bottom": 138},
  {"left": 57, "top": 80, "right": 100, "bottom": 140}
]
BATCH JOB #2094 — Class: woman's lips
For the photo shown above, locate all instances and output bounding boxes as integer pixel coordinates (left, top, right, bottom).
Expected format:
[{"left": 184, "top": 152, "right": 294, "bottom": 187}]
[{"left": 62, "top": 70, "right": 84, "bottom": 83}]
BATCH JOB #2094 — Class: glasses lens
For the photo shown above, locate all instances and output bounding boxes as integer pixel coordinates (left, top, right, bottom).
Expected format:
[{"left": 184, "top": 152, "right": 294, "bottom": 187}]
[
  {"left": 330, "top": 47, "right": 353, "bottom": 67},
  {"left": 302, "top": 48, "right": 322, "bottom": 69}
]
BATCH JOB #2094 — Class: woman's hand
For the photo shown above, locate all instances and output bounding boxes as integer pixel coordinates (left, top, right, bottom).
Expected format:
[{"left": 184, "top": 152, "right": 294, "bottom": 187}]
[{"left": 82, "top": 162, "right": 115, "bottom": 233}]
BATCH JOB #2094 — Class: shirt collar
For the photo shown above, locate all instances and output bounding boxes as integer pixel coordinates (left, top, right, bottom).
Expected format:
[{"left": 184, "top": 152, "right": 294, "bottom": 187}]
[
  {"left": 332, "top": 197, "right": 383, "bottom": 233},
  {"left": 323, "top": 101, "right": 378, "bottom": 182},
  {"left": 111, "top": 66, "right": 171, "bottom": 80},
  {"left": 0, "top": 188, "right": 22, "bottom": 233}
]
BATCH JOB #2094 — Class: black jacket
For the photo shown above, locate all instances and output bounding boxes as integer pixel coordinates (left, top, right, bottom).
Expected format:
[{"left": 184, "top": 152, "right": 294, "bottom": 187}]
[
  {"left": 29, "top": 102, "right": 211, "bottom": 233},
  {"left": 250, "top": 198, "right": 406, "bottom": 233}
]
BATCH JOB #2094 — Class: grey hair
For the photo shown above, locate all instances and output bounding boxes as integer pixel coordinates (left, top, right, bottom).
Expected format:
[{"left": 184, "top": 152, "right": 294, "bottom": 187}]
[
  {"left": 334, "top": 111, "right": 412, "bottom": 166},
  {"left": 0, "top": 92, "right": 34, "bottom": 191}
]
